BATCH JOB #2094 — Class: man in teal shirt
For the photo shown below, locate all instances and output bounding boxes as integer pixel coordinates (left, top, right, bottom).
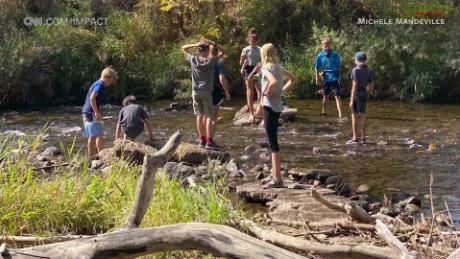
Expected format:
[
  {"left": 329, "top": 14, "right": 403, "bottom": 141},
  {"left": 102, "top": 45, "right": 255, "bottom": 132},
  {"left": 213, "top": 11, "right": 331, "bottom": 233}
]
[{"left": 315, "top": 38, "right": 344, "bottom": 121}]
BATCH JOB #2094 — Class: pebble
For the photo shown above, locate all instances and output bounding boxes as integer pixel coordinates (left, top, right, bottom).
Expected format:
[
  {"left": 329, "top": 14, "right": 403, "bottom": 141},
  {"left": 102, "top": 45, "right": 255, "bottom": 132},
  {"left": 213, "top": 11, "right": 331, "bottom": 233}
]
[
  {"left": 91, "top": 160, "right": 103, "bottom": 170},
  {"left": 244, "top": 145, "right": 257, "bottom": 153},
  {"left": 287, "top": 183, "right": 304, "bottom": 189},
  {"left": 239, "top": 155, "right": 250, "bottom": 161},
  {"left": 356, "top": 184, "right": 370, "bottom": 194}
]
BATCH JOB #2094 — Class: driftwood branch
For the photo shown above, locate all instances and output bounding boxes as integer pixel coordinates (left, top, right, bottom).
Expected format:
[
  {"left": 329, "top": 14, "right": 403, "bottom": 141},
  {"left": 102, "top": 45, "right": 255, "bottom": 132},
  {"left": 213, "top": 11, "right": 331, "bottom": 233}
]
[
  {"left": 447, "top": 247, "right": 460, "bottom": 259},
  {"left": 5, "top": 224, "right": 304, "bottom": 259},
  {"left": 375, "top": 220, "right": 416, "bottom": 259},
  {"left": 0, "top": 235, "right": 89, "bottom": 246},
  {"left": 240, "top": 219, "right": 399, "bottom": 259},
  {"left": 312, "top": 189, "right": 375, "bottom": 223},
  {"left": 121, "top": 130, "right": 182, "bottom": 230}
]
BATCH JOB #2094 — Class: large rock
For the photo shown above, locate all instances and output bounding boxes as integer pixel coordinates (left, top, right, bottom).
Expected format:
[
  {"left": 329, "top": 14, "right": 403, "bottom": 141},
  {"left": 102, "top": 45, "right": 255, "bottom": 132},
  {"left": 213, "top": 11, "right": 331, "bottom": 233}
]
[
  {"left": 173, "top": 143, "right": 231, "bottom": 165},
  {"left": 233, "top": 105, "right": 297, "bottom": 126},
  {"left": 236, "top": 180, "right": 349, "bottom": 224},
  {"left": 163, "top": 162, "right": 195, "bottom": 179},
  {"left": 37, "top": 146, "right": 62, "bottom": 161},
  {"left": 99, "top": 139, "right": 158, "bottom": 165}
]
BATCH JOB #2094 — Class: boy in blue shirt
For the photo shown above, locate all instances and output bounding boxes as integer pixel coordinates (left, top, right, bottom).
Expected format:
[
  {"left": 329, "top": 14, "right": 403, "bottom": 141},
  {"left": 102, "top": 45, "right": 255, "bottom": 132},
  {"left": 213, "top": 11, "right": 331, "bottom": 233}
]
[
  {"left": 82, "top": 67, "right": 118, "bottom": 158},
  {"left": 315, "top": 38, "right": 344, "bottom": 121},
  {"left": 347, "top": 51, "right": 374, "bottom": 145}
]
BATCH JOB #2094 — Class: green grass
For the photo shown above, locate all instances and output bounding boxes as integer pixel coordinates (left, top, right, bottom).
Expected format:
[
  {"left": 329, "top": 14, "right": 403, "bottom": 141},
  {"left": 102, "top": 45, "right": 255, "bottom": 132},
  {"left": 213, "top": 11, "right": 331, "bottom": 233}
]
[{"left": 0, "top": 133, "right": 236, "bottom": 239}]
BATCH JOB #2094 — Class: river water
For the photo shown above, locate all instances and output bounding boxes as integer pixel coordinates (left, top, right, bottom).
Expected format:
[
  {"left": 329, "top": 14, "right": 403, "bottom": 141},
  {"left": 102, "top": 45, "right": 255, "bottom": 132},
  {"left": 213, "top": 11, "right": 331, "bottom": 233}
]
[{"left": 1, "top": 98, "right": 459, "bottom": 218}]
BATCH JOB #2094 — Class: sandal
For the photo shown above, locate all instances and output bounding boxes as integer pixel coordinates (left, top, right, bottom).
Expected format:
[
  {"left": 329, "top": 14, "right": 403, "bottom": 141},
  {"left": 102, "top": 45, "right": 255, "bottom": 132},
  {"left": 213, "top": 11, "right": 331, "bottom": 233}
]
[{"left": 263, "top": 179, "right": 284, "bottom": 189}]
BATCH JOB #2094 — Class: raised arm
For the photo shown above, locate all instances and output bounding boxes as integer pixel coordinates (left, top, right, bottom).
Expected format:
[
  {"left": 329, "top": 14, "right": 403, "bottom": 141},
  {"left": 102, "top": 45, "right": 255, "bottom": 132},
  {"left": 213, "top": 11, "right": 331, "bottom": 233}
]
[
  {"left": 282, "top": 70, "right": 298, "bottom": 92},
  {"left": 181, "top": 42, "right": 201, "bottom": 55}
]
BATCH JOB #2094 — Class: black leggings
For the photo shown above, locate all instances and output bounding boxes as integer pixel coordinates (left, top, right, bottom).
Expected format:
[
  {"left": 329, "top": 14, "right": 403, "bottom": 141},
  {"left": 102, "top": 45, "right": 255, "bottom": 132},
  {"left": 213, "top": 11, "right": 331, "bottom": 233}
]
[{"left": 263, "top": 106, "right": 281, "bottom": 152}]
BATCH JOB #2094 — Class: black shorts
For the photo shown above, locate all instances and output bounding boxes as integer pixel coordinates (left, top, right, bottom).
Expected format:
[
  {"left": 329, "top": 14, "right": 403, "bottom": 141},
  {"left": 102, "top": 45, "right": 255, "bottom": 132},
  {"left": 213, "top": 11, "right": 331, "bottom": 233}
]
[
  {"left": 263, "top": 106, "right": 281, "bottom": 152},
  {"left": 243, "top": 65, "right": 256, "bottom": 80},
  {"left": 212, "top": 87, "right": 224, "bottom": 106},
  {"left": 352, "top": 92, "right": 368, "bottom": 113},
  {"left": 323, "top": 81, "right": 342, "bottom": 97},
  {"left": 123, "top": 125, "right": 144, "bottom": 139}
]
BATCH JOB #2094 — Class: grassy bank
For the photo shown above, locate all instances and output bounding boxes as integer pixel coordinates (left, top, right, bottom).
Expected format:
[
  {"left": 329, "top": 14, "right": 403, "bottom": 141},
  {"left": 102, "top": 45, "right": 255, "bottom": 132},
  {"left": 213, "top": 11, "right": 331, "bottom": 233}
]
[{"left": 0, "top": 133, "right": 235, "bottom": 242}]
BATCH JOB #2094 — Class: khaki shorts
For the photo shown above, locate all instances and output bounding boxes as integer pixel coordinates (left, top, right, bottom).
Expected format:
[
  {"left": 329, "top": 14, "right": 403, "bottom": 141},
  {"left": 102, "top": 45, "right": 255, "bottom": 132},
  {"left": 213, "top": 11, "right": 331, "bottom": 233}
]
[{"left": 192, "top": 91, "right": 213, "bottom": 116}]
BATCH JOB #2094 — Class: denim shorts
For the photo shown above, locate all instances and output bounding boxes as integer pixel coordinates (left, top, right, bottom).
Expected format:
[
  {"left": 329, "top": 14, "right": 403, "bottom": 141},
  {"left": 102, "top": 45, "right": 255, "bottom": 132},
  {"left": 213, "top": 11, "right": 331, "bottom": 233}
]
[{"left": 82, "top": 115, "right": 103, "bottom": 137}]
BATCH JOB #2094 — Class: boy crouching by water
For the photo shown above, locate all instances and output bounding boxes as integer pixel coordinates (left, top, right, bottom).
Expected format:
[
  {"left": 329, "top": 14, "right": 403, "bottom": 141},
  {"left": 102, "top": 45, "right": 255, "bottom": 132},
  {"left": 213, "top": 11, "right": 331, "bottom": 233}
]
[
  {"left": 347, "top": 52, "right": 374, "bottom": 145},
  {"left": 258, "top": 43, "right": 297, "bottom": 188},
  {"left": 115, "top": 95, "right": 154, "bottom": 141}
]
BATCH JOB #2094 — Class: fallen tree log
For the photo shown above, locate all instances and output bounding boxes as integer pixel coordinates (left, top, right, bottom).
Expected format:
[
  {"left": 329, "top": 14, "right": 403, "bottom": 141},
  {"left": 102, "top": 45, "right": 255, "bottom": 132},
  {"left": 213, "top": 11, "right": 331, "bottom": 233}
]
[
  {"left": 240, "top": 219, "right": 400, "bottom": 259},
  {"left": 0, "top": 235, "right": 89, "bottom": 246},
  {"left": 4, "top": 224, "right": 304, "bottom": 259}
]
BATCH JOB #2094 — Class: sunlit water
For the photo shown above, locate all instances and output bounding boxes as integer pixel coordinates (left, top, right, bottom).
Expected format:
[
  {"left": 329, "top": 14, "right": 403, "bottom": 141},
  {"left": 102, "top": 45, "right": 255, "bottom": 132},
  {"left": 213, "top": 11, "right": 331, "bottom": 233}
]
[{"left": 1, "top": 98, "right": 459, "bottom": 219}]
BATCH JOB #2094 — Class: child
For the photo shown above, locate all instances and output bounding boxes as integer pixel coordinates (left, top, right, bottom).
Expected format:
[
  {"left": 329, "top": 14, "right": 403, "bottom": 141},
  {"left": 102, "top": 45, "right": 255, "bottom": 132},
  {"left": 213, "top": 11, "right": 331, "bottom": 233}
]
[
  {"left": 315, "top": 38, "right": 345, "bottom": 121},
  {"left": 259, "top": 43, "right": 297, "bottom": 188},
  {"left": 240, "top": 28, "right": 261, "bottom": 120},
  {"left": 181, "top": 39, "right": 227, "bottom": 150},
  {"left": 115, "top": 95, "right": 154, "bottom": 141},
  {"left": 347, "top": 51, "right": 374, "bottom": 145},
  {"left": 82, "top": 67, "right": 118, "bottom": 158},
  {"left": 211, "top": 46, "right": 231, "bottom": 140}
]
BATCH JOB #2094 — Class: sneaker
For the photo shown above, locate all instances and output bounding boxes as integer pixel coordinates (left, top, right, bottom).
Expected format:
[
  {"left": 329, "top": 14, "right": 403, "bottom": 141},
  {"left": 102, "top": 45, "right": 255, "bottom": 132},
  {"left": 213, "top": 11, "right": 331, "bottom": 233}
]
[
  {"left": 198, "top": 139, "right": 206, "bottom": 148},
  {"left": 346, "top": 139, "right": 360, "bottom": 145},
  {"left": 360, "top": 138, "right": 368, "bottom": 144},
  {"left": 205, "top": 141, "right": 221, "bottom": 151}
]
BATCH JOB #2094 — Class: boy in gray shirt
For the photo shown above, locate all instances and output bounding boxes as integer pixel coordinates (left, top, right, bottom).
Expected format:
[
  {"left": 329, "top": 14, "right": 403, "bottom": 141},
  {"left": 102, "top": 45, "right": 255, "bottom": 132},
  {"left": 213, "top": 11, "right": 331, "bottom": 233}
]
[
  {"left": 115, "top": 95, "right": 153, "bottom": 141},
  {"left": 181, "top": 39, "right": 227, "bottom": 150}
]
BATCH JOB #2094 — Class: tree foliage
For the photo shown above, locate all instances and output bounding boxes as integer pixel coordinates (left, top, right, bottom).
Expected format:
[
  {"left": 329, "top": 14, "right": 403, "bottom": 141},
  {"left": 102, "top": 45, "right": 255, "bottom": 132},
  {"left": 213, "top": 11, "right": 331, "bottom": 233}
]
[{"left": 0, "top": 0, "right": 459, "bottom": 107}]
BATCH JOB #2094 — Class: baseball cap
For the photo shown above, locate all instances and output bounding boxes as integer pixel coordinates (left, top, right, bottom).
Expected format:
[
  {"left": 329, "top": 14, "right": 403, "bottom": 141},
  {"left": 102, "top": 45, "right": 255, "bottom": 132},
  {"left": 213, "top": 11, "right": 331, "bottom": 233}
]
[{"left": 355, "top": 51, "right": 367, "bottom": 61}]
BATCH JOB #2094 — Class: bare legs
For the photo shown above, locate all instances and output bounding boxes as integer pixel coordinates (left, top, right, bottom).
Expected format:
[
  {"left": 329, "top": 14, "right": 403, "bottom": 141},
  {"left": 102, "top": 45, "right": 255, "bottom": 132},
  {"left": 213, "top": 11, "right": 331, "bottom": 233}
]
[
  {"left": 87, "top": 136, "right": 103, "bottom": 158},
  {"left": 211, "top": 105, "right": 219, "bottom": 138},
  {"left": 351, "top": 112, "right": 367, "bottom": 140},
  {"left": 196, "top": 114, "right": 213, "bottom": 141},
  {"left": 246, "top": 79, "right": 255, "bottom": 117},
  {"left": 351, "top": 113, "right": 359, "bottom": 140},
  {"left": 322, "top": 94, "right": 343, "bottom": 118},
  {"left": 246, "top": 79, "right": 261, "bottom": 118},
  {"left": 271, "top": 151, "right": 281, "bottom": 180},
  {"left": 335, "top": 96, "right": 344, "bottom": 119},
  {"left": 360, "top": 113, "right": 367, "bottom": 140},
  {"left": 322, "top": 94, "right": 328, "bottom": 114}
]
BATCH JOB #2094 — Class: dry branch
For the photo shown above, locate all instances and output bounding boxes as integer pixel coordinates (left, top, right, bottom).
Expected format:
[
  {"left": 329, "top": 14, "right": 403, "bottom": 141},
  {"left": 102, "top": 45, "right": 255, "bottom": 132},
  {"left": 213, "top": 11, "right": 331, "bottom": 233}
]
[
  {"left": 120, "top": 130, "right": 182, "bottom": 230},
  {"left": 375, "top": 219, "right": 416, "bottom": 259},
  {"left": 4, "top": 224, "right": 304, "bottom": 259},
  {"left": 311, "top": 189, "right": 375, "bottom": 223},
  {"left": 240, "top": 219, "right": 399, "bottom": 259},
  {"left": 447, "top": 247, "right": 460, "bottom": 259},
  {"left": 0, "top": 235, "right": 89, "bottom": 245}
]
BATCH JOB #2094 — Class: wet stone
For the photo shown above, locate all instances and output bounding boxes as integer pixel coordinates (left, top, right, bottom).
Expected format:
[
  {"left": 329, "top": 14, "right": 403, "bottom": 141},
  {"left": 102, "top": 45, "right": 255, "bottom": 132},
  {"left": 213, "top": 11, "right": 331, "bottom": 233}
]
[{"left": 356, "top": 184, "right": 370, "bottom": 194}]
